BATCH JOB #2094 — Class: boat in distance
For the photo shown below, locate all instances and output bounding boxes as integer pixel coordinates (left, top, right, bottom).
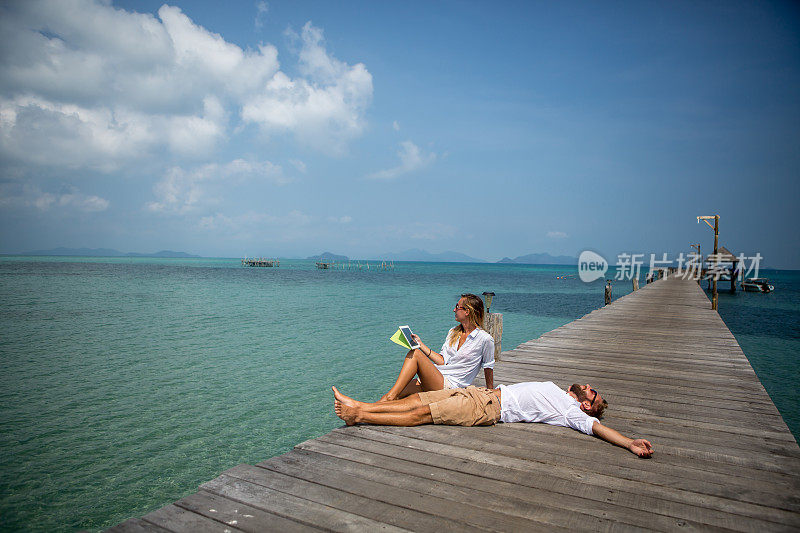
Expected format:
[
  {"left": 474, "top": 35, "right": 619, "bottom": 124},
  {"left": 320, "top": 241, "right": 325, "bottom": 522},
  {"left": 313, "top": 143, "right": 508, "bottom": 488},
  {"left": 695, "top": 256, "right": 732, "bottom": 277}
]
[{"left": 741, "top": 278, "right": 774, "bottom": 293}]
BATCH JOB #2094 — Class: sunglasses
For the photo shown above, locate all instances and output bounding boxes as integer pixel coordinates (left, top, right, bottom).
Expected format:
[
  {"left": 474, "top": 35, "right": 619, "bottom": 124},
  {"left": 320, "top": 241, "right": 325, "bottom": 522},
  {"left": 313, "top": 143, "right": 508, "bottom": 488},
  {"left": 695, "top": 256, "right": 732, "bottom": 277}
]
[{"left": 454, "top": 304, "right": 467, "bottom": 310}]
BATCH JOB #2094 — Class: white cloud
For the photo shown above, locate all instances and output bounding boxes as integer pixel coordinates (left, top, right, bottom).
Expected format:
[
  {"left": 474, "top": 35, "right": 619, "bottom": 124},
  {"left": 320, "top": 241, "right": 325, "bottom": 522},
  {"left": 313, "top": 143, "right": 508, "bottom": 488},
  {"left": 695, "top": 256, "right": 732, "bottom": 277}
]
[
  {"left": 0, "top": 96, "right": 155, "bottom": 171},
  {"left": 241, "top": 22, "right": 373, "bottom": 154},
  {"left": 547, "top": 231, "right": 568, "bottom": 239},
  {"left": 392, "top": 120, "right": 400, "bottom": 131},
  {"left": 327, "top": 215, "right": 352, "bottom": 224},
  {"left": 0, "top": 1, "right": 371, "bottom": 168},
  {"left": 0, "top": 182, "right": 109, "bottom": 212},
  {"left": 289, "top": 159, "right": 307, "bottom": 173},
  {"left": 58, "top": 192, "right": 110, "bottom": 211},
  {"left": 254, "top": 1, "right": 269, "bottom": 29},
  {"left": 0, "top": 92, "right": 229, "bottom": 170},
  {"left": 368, "top": 141, "right": 436, "bottom": 180},
  {"left": 167, "top": 96, "right": 228, "bottom": 157},
  {"left": 147, "top": 159, "right": 287, "bottom": 214}
]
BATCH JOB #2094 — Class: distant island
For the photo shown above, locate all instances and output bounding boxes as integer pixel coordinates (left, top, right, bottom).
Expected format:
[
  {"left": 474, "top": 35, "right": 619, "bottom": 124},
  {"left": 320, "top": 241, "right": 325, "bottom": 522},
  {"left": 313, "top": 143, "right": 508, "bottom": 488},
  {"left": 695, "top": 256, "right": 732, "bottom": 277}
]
[
  {"left": 497, "top": 252, "right": 577, "bottom": 265},
  {"left": 307, "top": 252, "right": 349, "bottom": 262},
  {"left": 21, "top": 247, "right": 200, "bottom": 258}
]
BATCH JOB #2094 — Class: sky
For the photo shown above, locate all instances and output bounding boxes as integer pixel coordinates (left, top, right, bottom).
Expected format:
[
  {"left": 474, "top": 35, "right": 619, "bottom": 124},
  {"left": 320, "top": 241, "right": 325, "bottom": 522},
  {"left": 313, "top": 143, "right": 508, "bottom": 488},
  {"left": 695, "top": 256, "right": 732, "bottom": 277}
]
[{"left": 1, "top": 0, "right": 798, "bottom": 267}]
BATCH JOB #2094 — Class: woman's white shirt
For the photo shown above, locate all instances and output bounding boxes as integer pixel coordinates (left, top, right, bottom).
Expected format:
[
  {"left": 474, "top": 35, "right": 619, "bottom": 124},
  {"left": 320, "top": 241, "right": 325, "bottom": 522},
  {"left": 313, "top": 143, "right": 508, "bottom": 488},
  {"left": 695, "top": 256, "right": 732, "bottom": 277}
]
[{"left": 435, "top": 327, "right": 495, "bottom": 388}]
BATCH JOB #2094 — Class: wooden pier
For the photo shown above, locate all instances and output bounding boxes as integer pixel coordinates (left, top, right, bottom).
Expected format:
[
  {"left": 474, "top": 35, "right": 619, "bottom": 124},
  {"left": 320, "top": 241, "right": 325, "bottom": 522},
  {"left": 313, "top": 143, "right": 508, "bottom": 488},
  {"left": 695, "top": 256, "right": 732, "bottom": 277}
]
[{"left": 109, "top": 275, "right": 800, "bottom": 532}]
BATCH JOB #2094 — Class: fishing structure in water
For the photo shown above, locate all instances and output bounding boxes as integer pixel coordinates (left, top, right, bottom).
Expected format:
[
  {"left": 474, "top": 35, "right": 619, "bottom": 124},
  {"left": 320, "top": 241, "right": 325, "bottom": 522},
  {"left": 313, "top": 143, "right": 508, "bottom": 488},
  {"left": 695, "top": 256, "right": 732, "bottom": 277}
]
[
  {"left": 242, "top": 257, "right": 279, "bottom": 267},
  {"left": 316, "top": 260, "right": 395, "bottom": 271}
]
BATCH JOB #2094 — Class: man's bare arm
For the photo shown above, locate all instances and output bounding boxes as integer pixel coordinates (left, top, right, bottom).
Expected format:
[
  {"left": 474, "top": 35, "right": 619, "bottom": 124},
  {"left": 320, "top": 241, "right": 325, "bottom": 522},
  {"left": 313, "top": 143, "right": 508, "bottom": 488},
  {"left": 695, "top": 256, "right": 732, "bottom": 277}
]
[{"left": 592, "top": 421, "right": 654, "bottom": 458}]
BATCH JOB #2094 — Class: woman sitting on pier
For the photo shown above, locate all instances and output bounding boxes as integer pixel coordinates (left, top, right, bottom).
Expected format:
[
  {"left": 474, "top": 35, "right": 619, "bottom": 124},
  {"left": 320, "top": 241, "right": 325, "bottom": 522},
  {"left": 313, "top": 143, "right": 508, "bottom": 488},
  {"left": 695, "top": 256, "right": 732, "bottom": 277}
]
[{"left": 379, "top": 293, "right": 494, "bottom": 402}]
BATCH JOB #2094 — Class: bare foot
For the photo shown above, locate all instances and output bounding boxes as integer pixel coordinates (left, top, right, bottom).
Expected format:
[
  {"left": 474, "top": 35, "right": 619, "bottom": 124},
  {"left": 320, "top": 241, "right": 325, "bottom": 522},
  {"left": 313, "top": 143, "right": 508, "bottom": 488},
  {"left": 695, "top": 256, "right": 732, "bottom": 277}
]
[
  {"left": 332, "top": 386, "right": 361, "bottom": 408},
  {"left": 332, "top": 386, "right": 359, "bottom": 425},
  {"left": 334, "top": 399, "right": 357, "bottom": 425}
]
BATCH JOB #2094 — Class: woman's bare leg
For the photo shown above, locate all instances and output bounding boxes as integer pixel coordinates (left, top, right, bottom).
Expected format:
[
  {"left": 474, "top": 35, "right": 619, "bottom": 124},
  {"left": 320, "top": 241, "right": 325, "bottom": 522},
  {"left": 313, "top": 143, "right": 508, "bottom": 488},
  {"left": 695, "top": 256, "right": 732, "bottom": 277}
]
[
  {"left": 379, "top": 349, "right": 444, "bottom": 402},
  {"left": 396, "top": 380, "right": 422, "bottom": 399}
]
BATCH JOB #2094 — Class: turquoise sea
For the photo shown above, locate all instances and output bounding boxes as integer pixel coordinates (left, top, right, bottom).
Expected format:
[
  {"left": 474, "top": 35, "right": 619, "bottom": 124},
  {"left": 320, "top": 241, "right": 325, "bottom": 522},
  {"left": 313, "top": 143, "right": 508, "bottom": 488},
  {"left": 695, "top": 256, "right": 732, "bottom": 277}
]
[{"left": 1, "top": 257, "right": 798, "bottom": 531}]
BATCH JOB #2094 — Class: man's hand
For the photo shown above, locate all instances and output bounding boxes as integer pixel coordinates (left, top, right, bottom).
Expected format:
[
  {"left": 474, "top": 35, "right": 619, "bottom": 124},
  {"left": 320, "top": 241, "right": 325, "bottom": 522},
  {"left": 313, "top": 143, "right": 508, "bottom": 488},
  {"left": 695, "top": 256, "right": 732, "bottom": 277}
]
[
  {"left": 629, "top": 439, "right": 654, "bottom": 458},
  {"left": 592, "top": 421, "right": 654, "bottom": 458}
]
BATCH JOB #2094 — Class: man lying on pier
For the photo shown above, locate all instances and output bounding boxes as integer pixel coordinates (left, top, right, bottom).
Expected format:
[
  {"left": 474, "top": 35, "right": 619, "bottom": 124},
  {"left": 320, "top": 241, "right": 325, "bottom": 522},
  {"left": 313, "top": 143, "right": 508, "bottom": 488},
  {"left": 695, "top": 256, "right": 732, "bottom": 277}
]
[{"left": 332, "top": 382, "right": 654, "bottom": 457}]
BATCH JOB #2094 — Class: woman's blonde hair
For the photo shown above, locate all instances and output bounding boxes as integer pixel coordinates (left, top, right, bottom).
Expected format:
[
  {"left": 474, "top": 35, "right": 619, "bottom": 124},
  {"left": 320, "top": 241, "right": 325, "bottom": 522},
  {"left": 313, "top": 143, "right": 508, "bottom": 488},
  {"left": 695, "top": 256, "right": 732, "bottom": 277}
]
[{"left": 447, "top": 293, "right": 485, "bottom": 347}]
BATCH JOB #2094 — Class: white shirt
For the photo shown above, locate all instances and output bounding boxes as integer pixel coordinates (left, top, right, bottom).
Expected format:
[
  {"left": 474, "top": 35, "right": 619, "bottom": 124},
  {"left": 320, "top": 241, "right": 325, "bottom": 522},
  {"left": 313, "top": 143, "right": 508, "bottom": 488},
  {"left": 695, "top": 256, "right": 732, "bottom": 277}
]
[
  {"left": 435, "top": 327, "right": 495, "bottom": 389},
  {"left": 498, "top": 381, "right": 598, "bottom": 435}
]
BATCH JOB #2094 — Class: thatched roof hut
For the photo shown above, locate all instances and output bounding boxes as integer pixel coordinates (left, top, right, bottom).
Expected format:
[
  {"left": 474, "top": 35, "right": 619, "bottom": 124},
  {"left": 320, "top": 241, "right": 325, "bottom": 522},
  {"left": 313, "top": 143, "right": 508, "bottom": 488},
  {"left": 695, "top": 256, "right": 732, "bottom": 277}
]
[{"left": 705, "top": 246, "right": 739, "bottom": 264}]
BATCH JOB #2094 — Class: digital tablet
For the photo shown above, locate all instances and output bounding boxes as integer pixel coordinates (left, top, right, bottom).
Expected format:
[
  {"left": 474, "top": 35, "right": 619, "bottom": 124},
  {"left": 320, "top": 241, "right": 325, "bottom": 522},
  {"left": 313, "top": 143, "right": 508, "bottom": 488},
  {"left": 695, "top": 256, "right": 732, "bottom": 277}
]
[{"left": 399, "top": 325, "right": 420, "bottom": 349}]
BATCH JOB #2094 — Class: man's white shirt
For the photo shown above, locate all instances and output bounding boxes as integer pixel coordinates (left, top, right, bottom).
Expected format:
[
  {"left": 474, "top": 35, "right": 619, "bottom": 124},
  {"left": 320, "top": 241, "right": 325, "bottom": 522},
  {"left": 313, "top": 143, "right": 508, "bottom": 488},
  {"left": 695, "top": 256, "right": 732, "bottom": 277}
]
[{"left": 498, "top": 381, "right": 598, "bottom": 435}]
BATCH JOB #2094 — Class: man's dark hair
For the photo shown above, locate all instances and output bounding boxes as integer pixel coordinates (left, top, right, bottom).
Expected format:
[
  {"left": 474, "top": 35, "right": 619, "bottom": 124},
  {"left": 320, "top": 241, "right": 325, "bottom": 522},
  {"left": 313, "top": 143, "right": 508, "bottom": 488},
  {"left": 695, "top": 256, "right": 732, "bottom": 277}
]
[
  {"left": 570, "top": 383, "right": 609, "bottom": 418},
  {"left": 593, "top": 398, "right": 608, "bottom": 419}
]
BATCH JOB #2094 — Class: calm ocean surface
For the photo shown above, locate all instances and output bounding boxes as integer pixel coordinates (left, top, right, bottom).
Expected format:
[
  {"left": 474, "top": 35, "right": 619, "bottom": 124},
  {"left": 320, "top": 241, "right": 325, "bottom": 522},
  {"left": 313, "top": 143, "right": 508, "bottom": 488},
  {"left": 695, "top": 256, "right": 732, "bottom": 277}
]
[{"left": 1, "top": 257, "right": 797, "bottom": 531}]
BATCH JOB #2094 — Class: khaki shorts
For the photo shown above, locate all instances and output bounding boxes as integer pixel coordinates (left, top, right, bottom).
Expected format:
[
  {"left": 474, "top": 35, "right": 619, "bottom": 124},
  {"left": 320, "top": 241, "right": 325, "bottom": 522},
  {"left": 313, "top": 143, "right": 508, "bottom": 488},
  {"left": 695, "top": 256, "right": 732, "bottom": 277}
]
[{"left": 417, "top": 386, "right": 501, "bottom": 426}]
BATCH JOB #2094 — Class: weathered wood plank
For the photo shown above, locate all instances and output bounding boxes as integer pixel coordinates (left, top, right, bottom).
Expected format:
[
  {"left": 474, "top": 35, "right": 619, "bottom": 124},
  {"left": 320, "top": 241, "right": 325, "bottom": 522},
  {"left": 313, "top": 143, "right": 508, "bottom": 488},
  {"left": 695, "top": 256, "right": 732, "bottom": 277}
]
[
  {"left": 309, "top": 429, "right": 799, "bottom": 523},
  {"left": 174, "top": 490, "right": 320, "bottom": 532},
  {"left": 201, "top": 470, "right": 410, "bottom": 532},
  {"left": 258, "top": 451, "right": 573, "bottom": 532},
  {"left": 291, "top": 439, "right": 747, "bottom": 531},
  {"left": 106, "top": 518, "right": 173, "bottom": 533},
  {"left": 249, "top": 455, "right": 490, "bottom": 532},
  {"left": 358, "top": 425, "right": 800, "bottom": 507},
  {"left": 141, "top": 504, "right": 241, "bottom": 532}
]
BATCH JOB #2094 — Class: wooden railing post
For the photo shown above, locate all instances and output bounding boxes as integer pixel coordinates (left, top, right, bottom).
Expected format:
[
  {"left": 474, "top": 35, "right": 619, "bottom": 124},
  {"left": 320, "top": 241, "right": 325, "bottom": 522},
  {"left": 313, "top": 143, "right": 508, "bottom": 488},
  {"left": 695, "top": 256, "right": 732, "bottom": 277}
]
[{"left": 484, "top": 313, "right": 503, "bottom": 362}]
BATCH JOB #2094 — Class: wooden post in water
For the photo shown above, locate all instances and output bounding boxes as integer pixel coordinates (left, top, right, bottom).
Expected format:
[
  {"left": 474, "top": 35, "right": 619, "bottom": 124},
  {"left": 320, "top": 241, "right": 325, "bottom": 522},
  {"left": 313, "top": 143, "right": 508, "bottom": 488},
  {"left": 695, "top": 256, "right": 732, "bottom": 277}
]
[
  {"left": 481, "top": 292, "right": 502, "bottom": 361},
  {"left": 484, "top": 312, "right": 503, "bottom": 362}
]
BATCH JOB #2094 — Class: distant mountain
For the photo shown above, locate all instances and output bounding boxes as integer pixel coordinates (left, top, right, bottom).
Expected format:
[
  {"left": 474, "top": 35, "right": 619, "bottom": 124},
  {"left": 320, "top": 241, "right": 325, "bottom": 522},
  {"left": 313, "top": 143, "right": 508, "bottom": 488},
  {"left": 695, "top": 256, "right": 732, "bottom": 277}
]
[
  {"left": 125, "top": 250, "right": 200, "bottom": 258},
  {"left": 22, "top": 247, "right": 199, "bottom": 258},
  {"left": 374, "top": 249, "right": 486, "bottom": 263},
  {"left": 498, "top": 252, "right": 577, "bottom": 265},
  {"left": 307, "top": 251, "right": 349, "bottom": 261}
]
